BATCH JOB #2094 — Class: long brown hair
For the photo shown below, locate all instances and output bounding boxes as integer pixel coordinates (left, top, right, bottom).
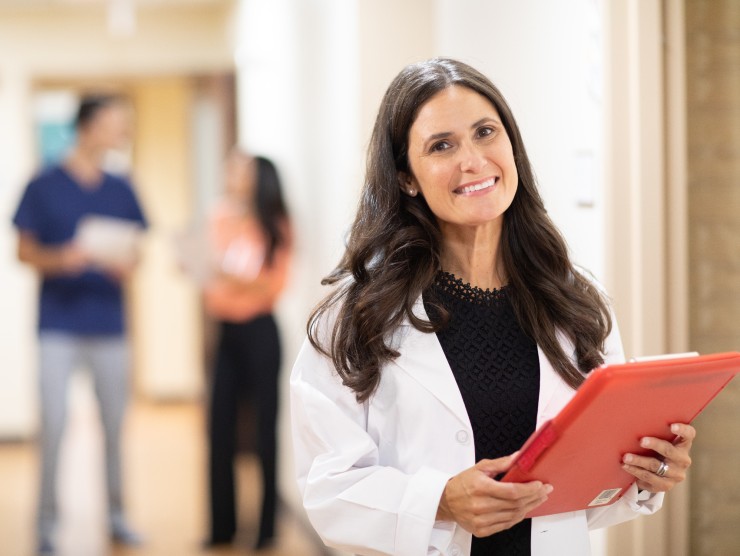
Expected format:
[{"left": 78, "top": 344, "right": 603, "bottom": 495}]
[
  {"left": 308, "top": 58, "right": 612, "bottom": 402},
  {"left": 253, "top": 156, "right": 289, "bottom": 265}
]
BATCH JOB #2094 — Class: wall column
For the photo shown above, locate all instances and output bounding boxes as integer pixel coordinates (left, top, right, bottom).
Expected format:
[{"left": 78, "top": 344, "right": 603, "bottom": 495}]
[
  {"left": 603, "top": 0, "right": 689, "bottom": 554},
  {"left": 0, "top": 63, "right": 37, "bottom": 439}
]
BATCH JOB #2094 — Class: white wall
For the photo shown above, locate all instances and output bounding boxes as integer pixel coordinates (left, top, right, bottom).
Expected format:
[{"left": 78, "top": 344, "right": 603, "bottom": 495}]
[
  {"left": 0, "top": 62, "right": 37, "bottom": 438},
  {"left": 435, "top": 0, "right": 607, "bottom": 282}
]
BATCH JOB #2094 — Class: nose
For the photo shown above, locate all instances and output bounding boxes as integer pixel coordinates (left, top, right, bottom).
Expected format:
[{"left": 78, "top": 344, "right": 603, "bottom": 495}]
[{"left": 459, "top": 141, "right": 486, "bottom": 174}]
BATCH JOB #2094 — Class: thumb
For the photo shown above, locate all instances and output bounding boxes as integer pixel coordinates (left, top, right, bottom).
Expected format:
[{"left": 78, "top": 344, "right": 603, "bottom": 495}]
[{"left": 476, "top": 451, "right": 520, "bottom": 478}]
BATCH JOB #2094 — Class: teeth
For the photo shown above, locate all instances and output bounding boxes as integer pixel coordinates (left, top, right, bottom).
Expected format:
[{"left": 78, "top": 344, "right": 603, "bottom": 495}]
[{"left": 459, "top": 177, "right": 495, "bottom": 194}]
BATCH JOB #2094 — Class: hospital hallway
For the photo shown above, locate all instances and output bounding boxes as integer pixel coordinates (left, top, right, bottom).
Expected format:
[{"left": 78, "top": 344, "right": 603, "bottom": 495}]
[{"left": 0, "top": 376, "right": 325, "bottom": 556}]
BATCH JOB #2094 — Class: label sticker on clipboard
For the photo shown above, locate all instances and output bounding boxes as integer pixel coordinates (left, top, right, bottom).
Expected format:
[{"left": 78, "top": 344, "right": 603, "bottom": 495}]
[{"left": 588, "top": 488, "right": 622, "bottom": 507}]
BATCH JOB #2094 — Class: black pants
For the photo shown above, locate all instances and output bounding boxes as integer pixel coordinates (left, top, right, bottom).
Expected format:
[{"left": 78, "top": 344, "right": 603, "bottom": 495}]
[{"left": 207, "top": 314, "right": 280, "bottom": 544}]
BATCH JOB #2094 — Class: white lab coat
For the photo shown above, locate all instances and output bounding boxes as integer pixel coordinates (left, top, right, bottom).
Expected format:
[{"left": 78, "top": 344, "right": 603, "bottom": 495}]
[{"left": 290, "top": 294, "right": 664, "bottom": 556}]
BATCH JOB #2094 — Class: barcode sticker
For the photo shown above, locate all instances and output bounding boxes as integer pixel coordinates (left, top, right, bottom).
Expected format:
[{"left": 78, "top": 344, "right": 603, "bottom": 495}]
[{"left": 588, "top": 488, "right": 622, "bottom": 507}]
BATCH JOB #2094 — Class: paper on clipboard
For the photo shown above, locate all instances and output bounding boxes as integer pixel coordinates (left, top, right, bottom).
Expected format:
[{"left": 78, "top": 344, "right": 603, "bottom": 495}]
[
  {"left": 172, "top": 224, "right": 265, "bottom": 286},
  {"left": 74, "top": 215, "right": 143, "bottom": 268},
  {"left": 172, "top": 225, "right": 214, "bottom": 286}
]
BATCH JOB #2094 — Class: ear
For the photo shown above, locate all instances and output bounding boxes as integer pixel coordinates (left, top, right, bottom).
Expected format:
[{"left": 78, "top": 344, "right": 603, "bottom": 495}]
[{"left": 397, "top": 171, "right": 419, "bottom": 197}]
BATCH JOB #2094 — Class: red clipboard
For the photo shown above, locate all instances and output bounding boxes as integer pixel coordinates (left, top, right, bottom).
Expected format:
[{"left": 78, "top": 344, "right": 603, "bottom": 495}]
[{"left": 500, "top": 351, "right": 740, "bottom": 517}]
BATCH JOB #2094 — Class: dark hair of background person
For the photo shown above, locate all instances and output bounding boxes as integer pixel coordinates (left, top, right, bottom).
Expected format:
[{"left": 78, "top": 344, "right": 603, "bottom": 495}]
[
  {"left": 74, "top": 93, "right": 123, "bottom": 130},
  {"left": 254, "top": 156, "right": 289, "bottom": 266},
  {"left": 308, "top": 57, "right": 612, "bottom": 403}
]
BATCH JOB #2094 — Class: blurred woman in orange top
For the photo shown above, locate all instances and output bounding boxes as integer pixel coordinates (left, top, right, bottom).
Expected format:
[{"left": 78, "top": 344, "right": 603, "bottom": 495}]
[{"left": 203, "top": 150, "right": 291, "bottom": 550}]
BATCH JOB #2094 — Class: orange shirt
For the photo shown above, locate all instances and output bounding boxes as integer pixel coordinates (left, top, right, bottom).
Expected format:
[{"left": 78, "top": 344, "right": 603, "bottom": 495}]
[{"left": 203, "top": 202, "right": 292, "bottom": 322}]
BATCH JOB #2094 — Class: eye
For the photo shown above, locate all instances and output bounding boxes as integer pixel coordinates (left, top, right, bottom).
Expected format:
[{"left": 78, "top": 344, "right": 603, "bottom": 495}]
[
  {"left": 430, "top": 140, "right": 452, "bottom": 153},
  {"left": 476, "top": 126, "right": 495, "bottom": 139}
]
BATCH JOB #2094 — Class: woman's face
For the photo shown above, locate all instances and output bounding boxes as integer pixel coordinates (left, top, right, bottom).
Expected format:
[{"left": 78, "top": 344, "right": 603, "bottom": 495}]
[
  {"left": 225, "top": 153, "right": 257, "bottom": 203},
  {"left": 404, "top": 85, "right": 518, "bottom": 235}
]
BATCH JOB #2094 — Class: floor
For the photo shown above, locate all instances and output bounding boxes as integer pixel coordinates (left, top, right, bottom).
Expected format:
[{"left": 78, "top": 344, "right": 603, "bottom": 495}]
[{"left": 0, "top": 375, "right": 326, "bottom": 556}]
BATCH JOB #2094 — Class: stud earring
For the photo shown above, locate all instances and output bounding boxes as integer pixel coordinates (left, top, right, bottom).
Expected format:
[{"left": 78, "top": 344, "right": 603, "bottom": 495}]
[{"left": 407, "top": 188, "right": 416, "bottom": 197}]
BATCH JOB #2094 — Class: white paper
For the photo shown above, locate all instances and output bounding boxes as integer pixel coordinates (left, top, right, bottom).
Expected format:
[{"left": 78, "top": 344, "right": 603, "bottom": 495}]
[{"left": 75, "top": 215, "right": 143, "bottom": 268}]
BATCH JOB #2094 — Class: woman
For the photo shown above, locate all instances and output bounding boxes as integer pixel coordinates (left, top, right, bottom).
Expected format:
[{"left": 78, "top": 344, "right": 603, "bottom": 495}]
[
  {"left": 203, "top": 151, "right": 291, "bottom": 550},
  {"left": 290, "top": 59, "right": 694, "bottom": 555}
]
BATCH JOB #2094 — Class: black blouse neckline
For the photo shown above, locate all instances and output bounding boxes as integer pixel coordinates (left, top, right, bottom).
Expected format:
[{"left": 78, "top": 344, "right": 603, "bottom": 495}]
[{"left": 434, "top": 270, "right": 508, "bottom": 306}]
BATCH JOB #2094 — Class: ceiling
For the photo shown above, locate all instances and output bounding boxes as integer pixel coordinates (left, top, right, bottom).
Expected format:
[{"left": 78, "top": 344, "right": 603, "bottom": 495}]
[{"left": 0, "top": 0, "right": 230, "bottom": 7}]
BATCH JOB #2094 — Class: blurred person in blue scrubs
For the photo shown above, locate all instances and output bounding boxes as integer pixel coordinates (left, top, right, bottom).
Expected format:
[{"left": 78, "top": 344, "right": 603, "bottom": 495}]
[{"left": 12, "top": 94, "right": 146, "bottom": 555}]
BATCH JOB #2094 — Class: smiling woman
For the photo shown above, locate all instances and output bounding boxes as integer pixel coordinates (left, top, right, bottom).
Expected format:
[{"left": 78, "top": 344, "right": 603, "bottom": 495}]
[
  {"left": 401, "top": 85, "right": 518, "bottom": 289},
  {"left": 289, "top": 58, "right": 695, "bottom": 556}
]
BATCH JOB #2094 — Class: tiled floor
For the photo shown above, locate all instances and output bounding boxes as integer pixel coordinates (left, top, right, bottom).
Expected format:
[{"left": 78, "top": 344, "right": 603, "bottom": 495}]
[{"left": 0, "top": 377, "right": 325, "bottom": 556}]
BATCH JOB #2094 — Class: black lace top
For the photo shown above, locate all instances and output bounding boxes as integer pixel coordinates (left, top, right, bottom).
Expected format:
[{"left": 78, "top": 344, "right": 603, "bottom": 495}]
[{"left": 424, "top": 271, "right": 540, "bottom": 556}]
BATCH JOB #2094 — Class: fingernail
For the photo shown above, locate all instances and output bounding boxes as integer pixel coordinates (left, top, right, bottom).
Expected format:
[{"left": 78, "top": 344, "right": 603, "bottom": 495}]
[
  {"left": 671, "top": 424, "right": 680, "bottom": 434},
  {"left": 545, "top": 484, "right": 554, "bottom": 494},
  {"left": 624, "top": 454, "right": 633, "bottom": 464},
  {"left": 641, "top": 438, "right": 650, "bottom": 448}
]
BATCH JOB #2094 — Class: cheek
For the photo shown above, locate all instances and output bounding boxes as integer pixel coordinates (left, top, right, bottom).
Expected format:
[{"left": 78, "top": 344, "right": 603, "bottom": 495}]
[
  {"left": 509, "top": 165, "right": 519, "bottom": 188},
  {"left": 414, "top": 163, "right": 451, "bottom": 197}
]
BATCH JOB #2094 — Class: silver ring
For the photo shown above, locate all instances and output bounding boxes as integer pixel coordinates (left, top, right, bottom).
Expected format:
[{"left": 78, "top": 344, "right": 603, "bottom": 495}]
[{"left": 656, "top": 461, "right": 669, "bottom": 477}]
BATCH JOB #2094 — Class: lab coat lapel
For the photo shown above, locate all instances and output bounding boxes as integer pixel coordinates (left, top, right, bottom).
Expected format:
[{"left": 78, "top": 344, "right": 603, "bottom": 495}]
[
  {"left": 393, "top": 297, "right": 472, "bottom": 428},
  {"left": 535, "top": 330, "right": 579, "bottom": 428},
  {"left": 393, "top": 297, "right": 577, "bottom": 432}
]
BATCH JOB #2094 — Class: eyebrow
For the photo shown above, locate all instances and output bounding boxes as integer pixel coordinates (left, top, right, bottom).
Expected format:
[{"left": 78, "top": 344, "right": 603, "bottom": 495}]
[
  {"left": 472, "top": 116, "right": 498, "bottom": 128},
  {"left": 422, "top": 117, "right": 500, "bottom": 146}
]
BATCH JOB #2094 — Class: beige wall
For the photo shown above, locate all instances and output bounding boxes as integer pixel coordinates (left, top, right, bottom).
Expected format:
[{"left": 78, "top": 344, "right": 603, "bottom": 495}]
[
  {"left": 0, "top": 3, "right": 235, "bottom": 78},
  {"left": 128, "top": 77, "right": 204, "bottom": 399},
  {"left": 685, "top": 1, "right": 740, "bottom": 553}
]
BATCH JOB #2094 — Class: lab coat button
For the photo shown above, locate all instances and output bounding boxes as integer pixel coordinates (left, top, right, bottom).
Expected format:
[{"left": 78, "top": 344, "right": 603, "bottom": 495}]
[
  {"left": 455, "top": 430, "right": 469, "bottom": 444},
  {"left": 450, "top": 544, "right": 462, "bottom": 556}
]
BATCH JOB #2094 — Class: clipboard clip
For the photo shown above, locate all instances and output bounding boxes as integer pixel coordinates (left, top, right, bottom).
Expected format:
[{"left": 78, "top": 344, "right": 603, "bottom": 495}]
[{"left": 628, "top": 352, "right": 699, "bottom": 364}]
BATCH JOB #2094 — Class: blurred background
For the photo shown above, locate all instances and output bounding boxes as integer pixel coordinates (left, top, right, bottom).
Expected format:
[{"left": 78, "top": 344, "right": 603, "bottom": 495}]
[{"left": 0, "top": 0, "right": 738, "bottom": 555}]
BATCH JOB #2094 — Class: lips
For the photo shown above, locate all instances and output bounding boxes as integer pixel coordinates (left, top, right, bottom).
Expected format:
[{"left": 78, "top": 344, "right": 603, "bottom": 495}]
[{"left": 455, "top": 176, "right": 497, "bottom": 195}]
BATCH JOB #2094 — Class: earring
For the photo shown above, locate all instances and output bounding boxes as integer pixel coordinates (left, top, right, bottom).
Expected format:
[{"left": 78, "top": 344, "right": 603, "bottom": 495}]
[{"left": 407, "top": 188, "right": 416, "bottom": 197}]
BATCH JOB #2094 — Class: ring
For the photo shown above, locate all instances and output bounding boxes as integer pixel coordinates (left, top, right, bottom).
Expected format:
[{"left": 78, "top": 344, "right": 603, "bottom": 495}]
[{"left": 656, "top": 461, "right": 669, "bottom": 477}]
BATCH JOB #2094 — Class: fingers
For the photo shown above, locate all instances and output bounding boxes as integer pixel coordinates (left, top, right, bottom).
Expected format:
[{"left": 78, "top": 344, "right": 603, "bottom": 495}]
[
  {"left": 464, "top": 484, "right": 552, "bottom": 538},
  {"left": 475, "top": 457, "right": 550, "bottom": 501},
  {"left": 475, "top": 453, "right": 518, "bottom": 478},
  {"left": 640, "top": 424, "right": 694, "bottom": 466},
  {"left": 670, "top": 423, "right": 696, "bottom": 445},
  {"left": 621, "top": 454, "right": 681, "bottom": 492},
  {"left": 438, "top": 459, "right": 553, "bottom": 538},
  {"left": 622, "top": 422, "right": 696, "bottom": 493},
  {"left": 467, "top": 463, "right": 549, "bottom": 502}
]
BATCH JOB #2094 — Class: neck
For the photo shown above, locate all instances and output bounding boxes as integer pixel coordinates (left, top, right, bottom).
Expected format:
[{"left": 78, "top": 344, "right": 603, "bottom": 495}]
[
  {"left": 439, "top": 221, "right": 505, "bottom": 290},
  {"left": 64, "top": 142, "right": 105, "bottom": 188},
  {"left": 224, "top": 193, "right": 256, "bottom": 216}
]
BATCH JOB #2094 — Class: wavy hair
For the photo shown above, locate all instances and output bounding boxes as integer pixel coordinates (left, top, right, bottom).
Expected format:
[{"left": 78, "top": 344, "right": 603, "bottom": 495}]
[{"left": 308, "top": 58, "right": 612, "bottom": 402}]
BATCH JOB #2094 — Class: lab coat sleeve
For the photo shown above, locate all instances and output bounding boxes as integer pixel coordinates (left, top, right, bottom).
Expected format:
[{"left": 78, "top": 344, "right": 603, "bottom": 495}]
[
  {"left": 290, "top": 338, "right": 454, "bottom": 556},
  {"left": 586, "top": 483, "right": 664, "bottom": 529}
]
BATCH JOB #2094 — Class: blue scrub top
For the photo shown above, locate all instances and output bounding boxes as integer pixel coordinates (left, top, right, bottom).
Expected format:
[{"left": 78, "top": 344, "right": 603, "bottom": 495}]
[{"left": 12, "top": 165, "right": 147, "bottom": 335}]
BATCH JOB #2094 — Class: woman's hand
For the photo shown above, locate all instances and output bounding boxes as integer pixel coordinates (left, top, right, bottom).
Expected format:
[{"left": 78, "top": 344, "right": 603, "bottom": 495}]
[
  {"left": 436, "top": 453, "right": 552, "bottom": 538},
  {"left": 621, "top": 423, "right": 695, "bottom": 493}
]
